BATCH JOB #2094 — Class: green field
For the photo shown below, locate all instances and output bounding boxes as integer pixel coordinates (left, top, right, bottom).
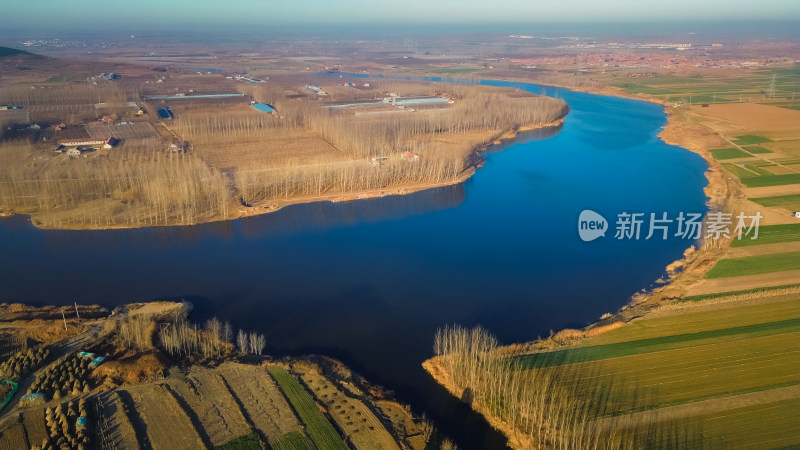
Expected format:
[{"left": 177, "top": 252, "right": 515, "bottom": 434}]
[
  {"left": 743, "top": 145, "right": 773, "bottom": 154},
  {"left": 711, "top": 147, "right": 751, "bottom": 160},
  {"left": 750, "top": 194, "right": 800, "bottom": 208},
  {"left": 615, "top": 69, "right": 800, "bottom": 105},
  {"left": 46, "top": 75, "right": 74, "bottom": 83},
  {"left": 267, "top": 367, "right": 348, "bottom": 450},
  {"left": 722, "top": 163, "right": 762, "bottom": 178},
  {"left": 740, "top": 174, "right": 800, "bottom": 187},
  {"left": 705, "top": 251, "right": 800, "bottom": 278},
  {"left": 546, "top": 68, "right": 800, "bottom": 448},
  {"left": 734, "top": 135, "right": 773, "bottom": 145},
  {"left": 215, "top": 433, "right": 262, "bottom": 450},
  {"left": 509, "top": 294, "right": 800, "bottom": 447},
  {"left": 730, "top": 223, "right": 800, "bottom": 247},
  {"left": 272, "top": 431, "right": 316, "bottom": 450},
  {"left": 516, "top": 317, "right": 800, "bottom": 368},
  {"left": 431, "top": 68, "right": 477, "bottom": 74}
]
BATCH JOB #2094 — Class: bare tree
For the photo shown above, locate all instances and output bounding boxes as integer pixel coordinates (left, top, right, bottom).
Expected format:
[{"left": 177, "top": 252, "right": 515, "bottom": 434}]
[
  {"left": 237, "top": 329, "right": 248, "bottom": 354},
  {"left": 254, "top": 334, "right": 266, "bottom": 355},
  {"left": 223, "top": 321, "right": 233, "bottom": 344}
]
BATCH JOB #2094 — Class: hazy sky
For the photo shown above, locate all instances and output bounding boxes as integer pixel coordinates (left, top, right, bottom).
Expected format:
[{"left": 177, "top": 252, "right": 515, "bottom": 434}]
[{"left": 4, "top": 0, "right": 800, "bottom": 28}]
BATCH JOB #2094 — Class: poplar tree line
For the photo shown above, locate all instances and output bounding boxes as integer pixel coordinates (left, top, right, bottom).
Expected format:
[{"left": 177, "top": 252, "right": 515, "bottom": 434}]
[
  {"left": 159, "top": 316, "right": 265, "bottom": 359},
  {"left": 0, "top": 143, "right": 230, "bottom": 228},
  {"left": 433, "top": 325, "right": 701, "bottom": 449}
]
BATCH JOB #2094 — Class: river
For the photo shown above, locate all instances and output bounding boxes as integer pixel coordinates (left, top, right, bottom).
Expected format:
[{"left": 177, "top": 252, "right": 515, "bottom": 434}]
[{"left": 0, "top": 79, "right": 708, "bottom": 449}]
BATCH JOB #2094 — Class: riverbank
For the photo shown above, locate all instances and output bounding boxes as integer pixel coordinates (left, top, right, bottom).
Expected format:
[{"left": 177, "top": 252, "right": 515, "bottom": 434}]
[
  {"left": 234, "top": 118, "right": 565, "bottom": 221},
  {"left": 5, "top": 116, "right": 565, "bottom": 231},
  {"left": 422, "top": 74, "right": 800, "bottom": 449},
  {"left": 0, "top": 300, "right": 445, "bottom": 450}
]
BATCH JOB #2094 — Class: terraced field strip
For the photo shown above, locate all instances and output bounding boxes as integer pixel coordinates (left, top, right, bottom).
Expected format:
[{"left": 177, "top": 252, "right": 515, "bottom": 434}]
[
  {"left": 711, "top": 147, "right": 751, "bottom": 160},
  {"left": 741, "top": 174, "right": 800, "bottom": 187},
  {"left": 742, "top": 145, "right": 772, "bottom": 154},
  {"left": 215, "top": 432, "right": 262, "bottom": 450},
  {"left": 722, "top": 163, "right": 763, "bottom": 178},
  {"left": 0, "top": 416, "right": 28, "bottom": 449},
  {"left": 127, "top": 383, "right": 206, "bottom": 450},
  {"left": 216, "top": 363, "right": 307, "bottom": 447},
  {"left": 750, "top": 193, "right": 800, "bottom": 209},
  {"left": 21, "top": 409, "right": 48, "bottom": 449},
  {"left": 705, "top": 251, "right": 800, "bottom": 278},
  {"left": 272, "top": 430, "right": 316, "bottom": 450},
  {"left": 733, "top": 135, "right": 773, "bottom": 145},
  {"left": 516, "top": 317, "right": 800, "bottom": 368},
  {"left": 729, "top": 223, "right": 800, "bottom": 247},
  {"left": 298, "top": 370, "right": 400, "bottom": 450},
  {"left": 553, "top": 331, "right": 800, "bottom": 414},
  {"left": 517, "top": 294, "right": 800, "bottom": 421},
  {"left": 376, "top": 400, "right": 428, "bottom": 450},
  {"left": 94, "top": 392, "right": 142, "bottom": 450},
  {"left": 624, "top": 396, "right": 800, "bottom": 448},
  {"left": 589, "top": 294, "right": 800, "bottom": 345},
  {"left": 680, "top": 284, "right": 800, "bottom": 303},
  {"left": 267, "top": 366, "right": 348, "bottom": 450},
  {"left": 167, "top": 368, "right": 251, "bottom": 447}
]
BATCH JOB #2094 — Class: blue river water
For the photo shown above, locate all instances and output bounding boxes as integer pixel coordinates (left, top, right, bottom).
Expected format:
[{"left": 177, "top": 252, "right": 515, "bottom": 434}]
[{"left": 0, "top": 79, "right": 708, "bottom": 448}]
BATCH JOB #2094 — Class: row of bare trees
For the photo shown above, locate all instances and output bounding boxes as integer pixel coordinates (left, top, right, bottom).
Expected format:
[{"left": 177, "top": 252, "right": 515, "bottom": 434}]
[
  {"left": 116, "top": 315, "right": 155, "bottom": 351},
  {"left": 173, "top": 83, "right": 566, "bottom": 207},
  {"left": 304, "top": 88, "right": 568, "bottom": 159},
  {"left": 0, "top": 84, "right": 134, "bottom": 107},
  {"left": 0, "top": 142, "right": 230, "bottom": 228},
  {"left": 236, "top": 329, "right": 266, "bottom": 355},
  {"left": 236, "top": 156, "right": 464, "bottom": 204},
  {"left": 156, "top": 316, "right": 266, "bottom": 358},
  {"left": 433, "top": 325, "right": 701, "bottom": 449}
]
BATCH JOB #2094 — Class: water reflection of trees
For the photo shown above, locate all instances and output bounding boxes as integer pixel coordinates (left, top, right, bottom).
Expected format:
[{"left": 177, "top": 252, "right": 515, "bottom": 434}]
[{"left": 15, "top": 181, "right": 465, "bottom": 251}]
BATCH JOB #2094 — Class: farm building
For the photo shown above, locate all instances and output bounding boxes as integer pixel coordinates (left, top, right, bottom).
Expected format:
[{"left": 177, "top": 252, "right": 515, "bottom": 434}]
[
  {"left": 252, "top": 103, "right": 277, "bottom": 114},
  {"left": 794, "top": 211, "right": 800, "bottom": 219},
  {"left": 58, "top": 137, "right": 117, "bottom": 149},
  {"left": 401, "top": 151, "right": 419, "bottom": 161},
  {"left": 157, "top": 107, "right": 174, "bottom": 120}
]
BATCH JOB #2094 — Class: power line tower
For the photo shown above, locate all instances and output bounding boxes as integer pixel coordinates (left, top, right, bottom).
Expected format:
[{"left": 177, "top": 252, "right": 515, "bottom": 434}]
[{"left": 767, "top": 74, "right": 776, "bottom": 99}]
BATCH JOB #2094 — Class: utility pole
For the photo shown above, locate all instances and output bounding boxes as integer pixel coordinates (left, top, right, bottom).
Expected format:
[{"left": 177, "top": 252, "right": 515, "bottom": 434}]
[
  {"left": 767, "top": 74, "right": 776, "bottom": 99},
  {"left": 61, "top": 308, "right": 67, "bottom": 331}
]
